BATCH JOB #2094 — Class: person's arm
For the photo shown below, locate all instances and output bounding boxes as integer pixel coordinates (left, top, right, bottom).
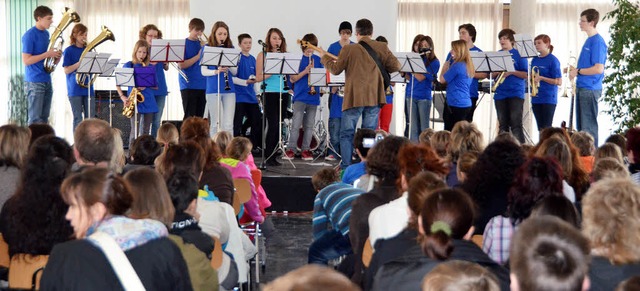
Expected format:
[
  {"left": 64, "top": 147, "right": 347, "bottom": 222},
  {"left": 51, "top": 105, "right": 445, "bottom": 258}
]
[
  {"left": 289, "top": 59, "right": 312, "bottom": 83},
  {"left": 179, "top": 43, "right": 201, "bottom": 69},
  {"left": 22, "top": 49, "right": 60, "bottom": 66},
  {"left": 321, "top": 46, "right": 348, "bottom": 75},
  {"left": 201, "top": 65, "right": 223, "bottom": 77},
  {"left": 439, "top": 61, "right": 451, "bottom": 84},
  {"left": 254, "top": 52, "right": 271, "bottom": 82}
]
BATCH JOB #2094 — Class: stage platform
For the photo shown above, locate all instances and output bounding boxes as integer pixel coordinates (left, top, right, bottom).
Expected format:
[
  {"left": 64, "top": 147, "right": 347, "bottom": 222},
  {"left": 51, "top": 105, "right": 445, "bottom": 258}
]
[{"left": 255, "top": 156, "right": 339, "bottom": 212}]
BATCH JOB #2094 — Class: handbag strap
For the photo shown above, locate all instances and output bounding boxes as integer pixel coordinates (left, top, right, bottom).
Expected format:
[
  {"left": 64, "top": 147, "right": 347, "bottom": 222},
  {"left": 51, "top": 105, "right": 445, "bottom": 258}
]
[
  {"left": 89, "top": 232, "right": 146, "bottom": 291},
  {"left": 359, "top": 40, "right": 391, "bottom": 90}
]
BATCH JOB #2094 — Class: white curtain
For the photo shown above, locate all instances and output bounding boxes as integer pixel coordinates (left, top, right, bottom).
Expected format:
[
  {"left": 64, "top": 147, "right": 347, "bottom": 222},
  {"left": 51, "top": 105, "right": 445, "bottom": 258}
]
[
  {"left": 46, "top": 0, "right": 189, "bottom": 142},
  {"left": 0, "top": 0, "right": 8, "bottom": 124}
]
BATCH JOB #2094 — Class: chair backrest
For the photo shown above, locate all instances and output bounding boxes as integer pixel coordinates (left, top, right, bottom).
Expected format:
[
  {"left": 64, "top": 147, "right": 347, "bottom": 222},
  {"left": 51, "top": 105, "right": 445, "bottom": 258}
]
[
  {"left": 0, "top": 234, "right": 10, "bottom": 268},
  {"left": 362, "top": 237, "right": 374, "bottom": 267},
  {"left": 210, "top": 237, "right": 223, "bottom": 270},
  {"left": 250, "top": 169, "right": 262, "bottom": 188},
  {"left": 233, "top": 178, "right": 252, "bottom": 207},
  {"left": 471, "top": 234, "right": 483, "bottom": 248},
  {"left": 8, "top": 254, "right": 49, "bottom": 290}
]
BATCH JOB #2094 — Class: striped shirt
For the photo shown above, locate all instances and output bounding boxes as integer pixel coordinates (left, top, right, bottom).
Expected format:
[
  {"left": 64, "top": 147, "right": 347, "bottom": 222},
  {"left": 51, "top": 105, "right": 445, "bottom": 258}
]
[
  {"left": 313, "top": 182, "right": 365, "bottom": 240},
  {"left": 482, "top": 215, "right": 517, "bottom": 265}
]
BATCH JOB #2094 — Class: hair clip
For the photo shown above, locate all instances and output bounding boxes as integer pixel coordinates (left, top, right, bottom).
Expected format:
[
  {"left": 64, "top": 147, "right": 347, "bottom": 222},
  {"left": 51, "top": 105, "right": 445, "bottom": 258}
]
[{"left": 430, "top": 220, "right": 452, "bottom": 236}]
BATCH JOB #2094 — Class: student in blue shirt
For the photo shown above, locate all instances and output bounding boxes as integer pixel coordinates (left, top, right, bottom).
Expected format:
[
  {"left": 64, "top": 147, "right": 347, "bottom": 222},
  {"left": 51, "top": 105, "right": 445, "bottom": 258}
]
[
  {"left": 63, "top": 23, "right": 94, "bottom": 132},
  {"left": 116, "top": 40, "right": 158, "bottom": 149},
  {"left": 531, "top": 34, "right": 562, "bottom": 131},
  {"left": 140, "top": 24, "right": 169, "bottom": 138},
  {"left": 325, "top": 21, "right": 354, "bottom": 162},
  {"left": 493, "top": 28, "right": 529, "bottom": 144},
  {"left": 201, "top": 21, "right": 236, "bottom": 136},
  {"left": 233, "top": 33, "right": 262, "bottom": 148},
  {"left": 404, "top": 34, "right": 440, "bottom": 142},
  {"left": 439, "top": 40, "right": 474, "bottom": 131},
  {"left": 569, "top": 8, "right": 607, "bottom": 146},
  {"left": 284, "top": 34, "right": 324, "bottom": 161},
  {"left": 22, "top": 6, "right": 59, "bottom": 125},
  {"left": 179, "top": 18, "right": 207, "bottom": 120}
]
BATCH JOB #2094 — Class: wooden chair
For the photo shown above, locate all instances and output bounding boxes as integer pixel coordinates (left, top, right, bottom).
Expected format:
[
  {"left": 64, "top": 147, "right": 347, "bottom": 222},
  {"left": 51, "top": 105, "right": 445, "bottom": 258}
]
[
  {"left": 362, "top": 237, "right": 374, "bottom": 268},
  {"left": 210, "top": 237, "right": 223, "bottom": 270},
  {"left": 232, "top": 178, "right": 252, "bottom": 216},
  {"left": 250, "top": 169, "right": 262, "bottom": 190},
  {"left": 471, "top": 234, "right": 484, "bottom": 248},
  {"left": 0, "top": 234, "right": 10, "bottom": 268},
  {"left": 8, "top": 254, "right": 48, "bottom": 290}
]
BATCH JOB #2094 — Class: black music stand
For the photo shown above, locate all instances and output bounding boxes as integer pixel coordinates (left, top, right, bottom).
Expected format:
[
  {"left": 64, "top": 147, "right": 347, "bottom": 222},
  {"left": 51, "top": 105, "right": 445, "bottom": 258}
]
[
  {"left": 264, "top": 52, "right": 301, "bottom": 169},
  {"left": 201, "top": 46, "right": 241, "bottom": 133},
  {"left": 514, "top": 34, "right": 539, "bottom": 142},
  {"left": 99, "top": 58, "right": 120, "bottom": 126},
  {"left": 77, "top": 51, "right": 111, "bottom": 119},
  {"left": 395, "top": 52, "right": 427, "bottom": 140}
]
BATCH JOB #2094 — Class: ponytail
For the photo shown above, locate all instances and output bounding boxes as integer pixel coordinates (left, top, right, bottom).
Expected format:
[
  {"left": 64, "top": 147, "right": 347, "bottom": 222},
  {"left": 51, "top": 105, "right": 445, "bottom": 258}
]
[
  {"left": 421, "top": 220, "right": 454, "bottom": 260},
  {"left": 549, "top": 44, "right": 554, "bottom": 54}
]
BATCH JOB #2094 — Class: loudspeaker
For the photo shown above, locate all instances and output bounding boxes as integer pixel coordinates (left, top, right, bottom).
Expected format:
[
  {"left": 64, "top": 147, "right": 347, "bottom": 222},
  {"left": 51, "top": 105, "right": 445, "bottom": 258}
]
[{"left": 95, "top": 90, "right": 131, "bottom": 147}]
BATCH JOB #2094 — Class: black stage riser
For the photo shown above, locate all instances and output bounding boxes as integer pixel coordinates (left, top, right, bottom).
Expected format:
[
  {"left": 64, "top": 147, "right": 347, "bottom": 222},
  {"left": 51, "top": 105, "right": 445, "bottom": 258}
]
[{"left": 262, "top": 176, "right": 315, "bottom": 212}]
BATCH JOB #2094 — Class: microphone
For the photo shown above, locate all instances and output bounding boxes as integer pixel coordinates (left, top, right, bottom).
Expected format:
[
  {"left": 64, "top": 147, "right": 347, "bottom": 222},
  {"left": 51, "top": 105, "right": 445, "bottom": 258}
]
[
  {"left": 258, "top": 40, "right": 267, "bottom": 48},
  {"left": 419, "top": 47, "right": 432, "bottom": 55}
]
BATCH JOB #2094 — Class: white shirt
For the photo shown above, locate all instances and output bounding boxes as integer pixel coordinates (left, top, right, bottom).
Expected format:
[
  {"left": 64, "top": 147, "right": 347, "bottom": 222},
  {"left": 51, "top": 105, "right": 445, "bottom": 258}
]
[{"left": 368, "top": 192, "right": 410, "bottom": 249}]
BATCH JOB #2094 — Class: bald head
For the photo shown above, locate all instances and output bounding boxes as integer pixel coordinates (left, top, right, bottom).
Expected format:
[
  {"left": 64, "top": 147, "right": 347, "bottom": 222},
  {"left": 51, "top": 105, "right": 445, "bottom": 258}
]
[{"left": 74, "top": 119, "right": 114, "bottom": 164}]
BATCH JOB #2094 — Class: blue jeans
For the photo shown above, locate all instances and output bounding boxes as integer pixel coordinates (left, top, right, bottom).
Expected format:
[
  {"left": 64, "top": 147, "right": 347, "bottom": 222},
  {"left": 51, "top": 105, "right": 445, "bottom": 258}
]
[
  {"left": 576, "top": 88, "right": 600, "bottom": 146},
  {"left": 308, "top": 230, "right": 352, "bottom": 264},
  {"left": 532, "top": 103, "right": 556, "bottom": 131},
  {"left": 340, "top": 106, "right": 379, "bottom": 168},
  {"left": 69, "top": 96, "right": 96, "bottom": 132},
  {"left": 328, "top": 118, "right": 341, "bottom": 157},
  {"left": 404, "top": 98, "right": 431, "bottom": 142},
  {"left": 26, "top": 82, "right": 53, "bottom": 124},
  {"left": 150, "top": 94, "right": 166, "bottom": 138}
]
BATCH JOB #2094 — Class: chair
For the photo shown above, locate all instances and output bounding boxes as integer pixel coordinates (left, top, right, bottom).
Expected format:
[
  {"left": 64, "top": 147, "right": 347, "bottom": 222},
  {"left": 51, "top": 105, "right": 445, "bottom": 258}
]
[
  {"left": 362, "top": 237, "right": 374, "bottom": 268},
  {"left": 8, "top": 254, "right": 48, "bottom": 290},
  {"left": 0, "top": 234, "right": 10, "bottom": 268},
  {"left": 210, "top": 236, "right": 223, "bottom": 270},
  {"left": 471, "top": 234, "right": 483, "bottom": 248},
  {"left": 232, "top": 179, "right": 252, "bottom": 217}
]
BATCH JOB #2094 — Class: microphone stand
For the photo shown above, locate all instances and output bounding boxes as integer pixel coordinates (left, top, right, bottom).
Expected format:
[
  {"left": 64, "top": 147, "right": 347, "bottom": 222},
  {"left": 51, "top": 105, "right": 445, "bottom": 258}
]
[{"left": 259, "top": 42, "right": 268, "bottom": 170}]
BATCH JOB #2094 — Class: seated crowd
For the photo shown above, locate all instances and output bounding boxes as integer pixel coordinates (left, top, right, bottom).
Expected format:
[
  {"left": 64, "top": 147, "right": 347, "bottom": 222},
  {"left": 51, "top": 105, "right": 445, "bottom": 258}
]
[{"left": 1, "top": 119, "right": 640, "bottom": 290}]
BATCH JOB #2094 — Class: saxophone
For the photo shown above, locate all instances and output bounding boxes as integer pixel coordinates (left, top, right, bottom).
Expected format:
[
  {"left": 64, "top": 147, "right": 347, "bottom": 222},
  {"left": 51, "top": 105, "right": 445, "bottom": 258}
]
[
  {"left": 122, "top": 88, "right": 145, "bottom": 118},
  {"left": 76, "top": 26, "right": 115, "bottom": 88},
  {"left": 44, "top": 7, "right": 81, "bottom": 73}
]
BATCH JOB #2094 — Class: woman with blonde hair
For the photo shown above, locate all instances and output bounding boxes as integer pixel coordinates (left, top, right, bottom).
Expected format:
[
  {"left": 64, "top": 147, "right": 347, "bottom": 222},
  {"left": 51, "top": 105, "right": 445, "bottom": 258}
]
[
  {"left": 445, "top": 121, "right": 484, "bottom": 187},
  {"left": 438, "top": 40, "right": 475, "bottom": 131},
  {"left": 422, "top": 260, "right": 500, "bottom": 291},
  {"left": 595, "top": 142, "right": 624, "bottom": 165}
]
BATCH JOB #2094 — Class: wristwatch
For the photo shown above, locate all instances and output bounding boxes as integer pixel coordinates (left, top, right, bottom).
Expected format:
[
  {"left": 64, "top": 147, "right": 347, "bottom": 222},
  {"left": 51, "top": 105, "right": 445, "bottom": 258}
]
[{"left": 577, "top": 68, "right": 582, "bottom": 75}]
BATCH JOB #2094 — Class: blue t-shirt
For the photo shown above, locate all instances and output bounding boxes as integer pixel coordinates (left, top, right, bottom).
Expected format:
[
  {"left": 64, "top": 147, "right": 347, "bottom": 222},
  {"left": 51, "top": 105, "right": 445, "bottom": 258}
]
[
  {"left": 577, "top": 33, "right": 607, "bottom": 90},
  {"left": 235, "top": 53, "right": 257, "bottom": 104},
  {"left": 124, "top": 61, "right": 158, "bottom": 114},
  {"left": 405, "top": 57, "right": 440, "bottom": 100},
  {"left": 179, "top": 38, "right": 206, "bottom": 90},
  {"left": 446, "top": 46, "right": 482, "bottom": 98},
  {"left": 62, "top": 45, "right": 93, "bottom": 97},
  {"left": 444, "top": 62, "right": 472, "bottom": 107},
  {"left": 293, "top": 54, "right": 323, "bottom": 105},
  {"left": 203, "top": 45, "right": 236, "bottom": 94},
  {"left": 22, "top": 26, "right": 51, "bottom": 83},
  {"left": 385, "top": 86, "right": 394, "bottom": 104},
  {"left": 531, "top": 53, "right": 562, "bottom": 105},
  {"left": 151, "top": 62, "right": 168, "bottom": 96},
  {"left": 342, "top": 162, "right": 366, "bottom": 185},
  {"left": 494, "top": 48, "right": 528, "bottom": 100},
  {"left": 327, "top": 40, "right": 353, "bottom": 118}
]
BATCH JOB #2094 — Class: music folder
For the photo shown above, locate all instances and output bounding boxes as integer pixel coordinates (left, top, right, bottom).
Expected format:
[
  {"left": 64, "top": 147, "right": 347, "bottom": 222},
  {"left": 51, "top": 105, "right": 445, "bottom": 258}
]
[
  {"left": 134, "top": 66, "right": 157, "bottom": 87},
  {"left": 327, "top": 71, "right": 345, "bottom": 86},
  {"left": 150, "top": 39, "right": 186, "bottom": 62}
]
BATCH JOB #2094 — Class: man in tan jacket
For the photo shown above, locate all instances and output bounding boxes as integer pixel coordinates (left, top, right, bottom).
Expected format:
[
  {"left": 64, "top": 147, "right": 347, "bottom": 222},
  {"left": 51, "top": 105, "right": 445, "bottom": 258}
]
[{"left": 320, "top": 19, "right": 401, "bottom": 169}]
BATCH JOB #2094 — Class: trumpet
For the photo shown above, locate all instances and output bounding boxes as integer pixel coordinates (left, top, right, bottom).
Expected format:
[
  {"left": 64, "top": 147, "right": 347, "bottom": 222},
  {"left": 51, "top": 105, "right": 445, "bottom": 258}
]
[
  {"left": 122, "top": 88, "right": 145, "bottom": 118},
  {"left": 308, "top": 55, "right": 317, "bottom": 95},
  {"left": 44, "top": 7, "right": 81, "bottom": 73},
  {"left": 491, "top": 72, "right": 506, "bottom": 92},
  {"left": 530, "top": 66, "right": 540, "bottom": 97},
  {"left": 561, "top": 53, "right": 577, "bottom": 98},
  {"left": 77, "top": 26, "right": 115, "bottom": 88}
]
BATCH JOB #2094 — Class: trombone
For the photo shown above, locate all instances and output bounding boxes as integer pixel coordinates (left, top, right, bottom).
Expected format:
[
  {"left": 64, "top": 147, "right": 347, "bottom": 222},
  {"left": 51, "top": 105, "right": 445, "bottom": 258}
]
[
  {"left": 491, "top": 72, "right": 506, "bottom": 92},
  {"left": 561, "top": 53, "right": 577, "bottom": 98}
]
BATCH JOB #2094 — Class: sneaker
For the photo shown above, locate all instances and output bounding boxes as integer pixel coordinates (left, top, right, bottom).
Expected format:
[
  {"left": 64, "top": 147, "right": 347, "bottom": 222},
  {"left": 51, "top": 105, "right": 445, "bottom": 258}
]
[
  {"left": 325, "top": 154, "right": 337, "bottom": 161},
  {"left": 283, "top": 149, "right": 296, "bottom": 160},
  {"left": 301, "top": 150, "right": 313, "bottom": 161}
]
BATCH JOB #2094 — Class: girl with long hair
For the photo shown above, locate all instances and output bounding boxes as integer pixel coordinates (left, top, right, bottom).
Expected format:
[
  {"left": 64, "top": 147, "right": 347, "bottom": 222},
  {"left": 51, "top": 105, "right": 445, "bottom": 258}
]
[{"left": 439, "top": 40, "right": 474, "bottom": 131}]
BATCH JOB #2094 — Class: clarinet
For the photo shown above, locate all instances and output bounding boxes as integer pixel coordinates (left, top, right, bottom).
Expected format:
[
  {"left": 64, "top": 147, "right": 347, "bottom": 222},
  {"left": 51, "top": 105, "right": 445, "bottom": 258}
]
[{"left": 220, "top": 43, "right": 231, "bottom": 91}]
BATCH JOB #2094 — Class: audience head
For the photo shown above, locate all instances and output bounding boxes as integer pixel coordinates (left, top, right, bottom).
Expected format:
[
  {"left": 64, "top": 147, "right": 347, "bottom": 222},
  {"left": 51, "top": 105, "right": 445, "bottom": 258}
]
[
  {"left": 494, "top": 132, "right": 520, "bottom": 146},
  {"left": 166, "top": 171, "right": 199, "bottom": 215},
  {"left": 617, "top": 276, "right": 640, "bottom": 291},
  {"left": 366, "top": 136, "right": 410, "bottom": 185},
  {"left": 312, "top": 168, "right": 340, "bottom": 192},
  {"left": 507, "top": 157, "right": 564, "bottom": 224},
  {"left": 28, "top": 123, "right": 54, "bottom": 146},
  {"left": 418, "top": 128, "right": 435, "bottom": 146},
  {"left": 129, "top": 135, "right": 162, "bottom": 165},
  {"left": 625, "top": 127, "right": 640, "bottom": 164},
  {"left": 157, "top": 141, "right": 205, "bottom": 180},
  {"left": 407, "top": 171, "right": 447, "bottom": 229},
  {"left": 73, "top": 119, "right": 115, "bottom": 166},
  {"left": 354, "top": 128, "right": 377, "bottom": 159},
  {"left": 213, "top": 131, "right": 233, "bottom": 157},
  {"left": 535, "top": 136, "right": 573, "bottom": 180},
  {"left": 510, "top": 216, "right": 590, "bottom": 291},
  {"left": 422, "top": 260, "right": 500, "bottom": 291},
  {"left": 448, "top": 121, "right": 484, "bottom": 163},
  {"left": 263, "top": 264, "right": 359, "bottom": 291},
  {"left": 456, "top": 151, "right": 479, "bottom": 183},
  {"left": 582, "top": 178, "right": 640, "bottom": 264},
  {"left": 124, "top": 167, "right": 175, "bottom": 228},
  {"left": 180, "top": 117, "right": 222, "bottom": 168},
  {"left": 531, "top": 195, "right": 580, "bottom": 228},
  {"left": 397, "top": 144, "right": 448, "bottom": 191},
  {"left": 0, "top": 124, "right": 31, "bottom": 168},
  {"left": 61, "top": 167, "right": 132, "bottom": 238},
  {"left": 419, "top": 188, "right": 475, "bottom": 260},
  {"left": 227, "top": 137, "right": 253, "bottom": 161},
  {"left": 109, "top": 128, "right": 125, "bottom": 174},
  {"left": 605, "top": 133, "right": 626, "bottom": 154},
  {"left": 595, "top": 142, "right": 624, "bottom": 164},
  {"left": 591, "top": 157, "right": 629, "bottom": 182},
  {"left": 157, "top": 122, "right": 179, "bottom": 146},
  {"left": 430, "top": 130, "right": 451, "bottom": 159},
  {"left": 571, "top": 131, "right": 595, "bottom": 157}
]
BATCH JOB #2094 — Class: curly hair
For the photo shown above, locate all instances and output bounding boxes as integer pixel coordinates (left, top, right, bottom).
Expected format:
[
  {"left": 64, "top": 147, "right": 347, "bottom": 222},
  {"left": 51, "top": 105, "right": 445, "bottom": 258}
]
[
  {"left": 0, "top": 135, "right": 74, "bottom": 256},
  {"left": 582, "top": 178, "right": 640, "bottom": 264},
  {"left": 447, "top": 121, "right": 484, "bottom": 163},
  {"left": 180, "top": 117, "right": 222, "bottom": 168},
  {"left": 397, "top": 144, "right": 448, "bottom": 191},
  {"left": 591, "top": 157, "right": 629, "bottom": 182},
  {"left": 507, "top": 157, "right": 564, "bottom": 224},
  {"left": 365, "top": 136, "right": 410, "bottom": 184}
]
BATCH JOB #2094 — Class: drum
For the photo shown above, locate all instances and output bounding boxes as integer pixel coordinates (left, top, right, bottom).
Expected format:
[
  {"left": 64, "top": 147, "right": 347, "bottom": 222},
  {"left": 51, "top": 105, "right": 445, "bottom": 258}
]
[{"left": 296, "top": 128, "right": 319, "bottom": 151}]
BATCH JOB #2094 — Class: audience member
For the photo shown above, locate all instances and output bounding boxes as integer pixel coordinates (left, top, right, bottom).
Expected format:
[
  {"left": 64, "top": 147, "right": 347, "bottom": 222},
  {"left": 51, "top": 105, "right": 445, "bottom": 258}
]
[
  {"left": 583, "top": 178, "right": 640, "bottom": 290},
  {"left": 157, "top": 122, "right": 180, "bottom": 147},
  {"left": 0, "top": 124, "right": 30, "bottom": 208},
  {"left": 595, "top": 142, "right": 624, "bottom": 165},
  {"left": 122, "top": 134, "right": 162, "bottom": 174},
  {"left": 530, "top": 195, "right": 580, "bottom": 228},
  {"left": 605, "top": 133, "right": 627, "bottom": 158},
  {"left": 418, "top": 128, "right": 435, "bottom": 146},
  {"left": 72, "top": 119, "right": 114, "bottom": 170},
  {"left": 28, "top": 123, "right": 54, "bottom": 146},
  {"left": 109, "top": 128, "right": 125, "bottom": 174},
  {"left": 591, "top": 157, "right": 629, "bottom": 182},
  {"left": 456, "top": 151, "right": 479, "bottom": 184},
  {"left": 625, "top": 127, "right": 640, "bottom": 184},
  {"left": 617, "top": 276, "right": 640, "bottom": 291},
  {"left": 571, "top": 131, "right": 596, "bottom": 173},
  {"left": 343, "top": 128, "right": 376, "bottom": 185},
  {"left": 263, "top": 264, "right": 360, "bottom": 291},
  {"left": 430, "top": 130, "right": 450, "bottom": 159},
  {"left": 535, "top": 136, "right": 588, "bottom": 202},
  {"left": 213, "top": 130, "right": 233, "bottom": 156},
  {"left": 510, "top": 216, "right": 590, "bottom": 291},
  {"left": 421, "top": 260, "right": 500, "bottom": 291},
  {"left": 445, "top": 121, "right": 484, "bottom": 187}
]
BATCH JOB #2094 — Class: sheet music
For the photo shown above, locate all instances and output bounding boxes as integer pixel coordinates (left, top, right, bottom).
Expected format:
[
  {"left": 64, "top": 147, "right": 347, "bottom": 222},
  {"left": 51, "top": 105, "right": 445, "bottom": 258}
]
[
  {"left": 514, "top": 34, "right": 538, "bottom": 58},
  {"left": 309, "top": 68, "right": 327, "bottom": 87},
  {"left": 100, "top": 58, "right": 120, "bottom": 77},
  {"left": 114, "top": 67, "right": 135, "bottom": 87},
  {"left": 201, "top": 46, "right": 241, "bottom": 67},
  {"left": 390, "top": 71, "right": 406, "bottom": 83},
  {"left": 77, "top": 52, "right": 111, "bottom": 74},
  {"left": 327, "top": 71, "right": 345, "bottom": 85},
  {"left": 149, "top": 39, "right": 186, "bottom": 62},
  {"left": 394, "top": 52, "right": 427, "bottom": 74},
  {"left": 264, "top": 52, "right": 302, "bottom": 75},
  {"left": 470, "top": 51, "right": 515, "bottom": 73}
]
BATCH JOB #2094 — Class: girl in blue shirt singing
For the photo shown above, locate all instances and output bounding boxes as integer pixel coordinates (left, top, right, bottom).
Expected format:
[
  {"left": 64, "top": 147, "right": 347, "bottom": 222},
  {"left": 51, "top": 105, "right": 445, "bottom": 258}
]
[
  {"left": 439, "top": 40, "right": 474, "bottom": 131},
  {"left": 531, "top": 34, "right": 562, "bottom": 131}
]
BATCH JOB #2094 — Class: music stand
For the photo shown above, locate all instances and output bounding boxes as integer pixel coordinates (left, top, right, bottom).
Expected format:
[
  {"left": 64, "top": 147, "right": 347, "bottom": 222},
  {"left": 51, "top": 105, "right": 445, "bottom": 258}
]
[
  {"left": 470, "top": 51, "right": 515, "bottom": 140},
  {"left": 514, "top": 34, "right": 539, "bottom": 143},
  {"left": 99, "top": 58, "right": 120, "bottom": 126},
  {"left": 264, "top": 52, "right": 302, "bottom": 168},
  {"left": 150, "top": 39, "right": 186, "bottom": 131},
  {"left": 395, "top": 52, "right": 427, "bottom": 141},
  {"left": 308, "top": 67, "right": 337, "bottom": 165},
  {"left": 201, "top": 46, "right": 241, "bottom": 133},
  {"left": 77, "top": 51, "right": 111, "bottom": 120}
]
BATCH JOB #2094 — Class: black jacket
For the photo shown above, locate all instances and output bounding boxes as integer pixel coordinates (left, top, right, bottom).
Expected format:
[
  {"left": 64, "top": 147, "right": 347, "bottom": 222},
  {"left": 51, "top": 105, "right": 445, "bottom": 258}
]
[
  {"left": 589, "top": 256, "right": 640, "bottom": 291},
  {"left": 40, "top": 237, "right": 193, "bottom": 291},
  {"left": 364, "top": 228, "right": 419, "bottom": 291},
  {"left": 372, "top": 239, "right": 509, "bottom": 291}
]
